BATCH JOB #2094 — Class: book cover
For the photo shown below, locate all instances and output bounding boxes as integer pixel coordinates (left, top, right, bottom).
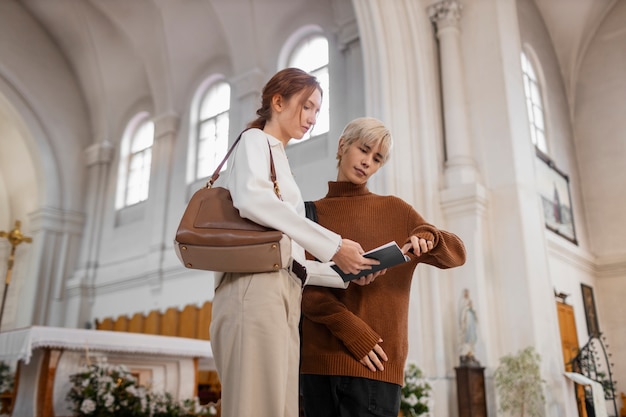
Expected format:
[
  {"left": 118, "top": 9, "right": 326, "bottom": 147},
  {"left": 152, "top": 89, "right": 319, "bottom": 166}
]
[{"left": 331, "top": 241, "right": 410, "bottom": 282}]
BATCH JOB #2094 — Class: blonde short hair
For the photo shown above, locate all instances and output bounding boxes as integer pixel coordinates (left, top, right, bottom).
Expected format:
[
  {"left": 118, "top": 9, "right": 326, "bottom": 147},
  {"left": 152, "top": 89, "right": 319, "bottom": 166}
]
[{"left": 337, "top": 117, "right": 393, "bottom": 166}]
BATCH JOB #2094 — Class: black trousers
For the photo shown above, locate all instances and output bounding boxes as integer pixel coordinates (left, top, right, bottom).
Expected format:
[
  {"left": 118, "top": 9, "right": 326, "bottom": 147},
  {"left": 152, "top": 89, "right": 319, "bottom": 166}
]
[{"left": 301, "top": 374, "right": 401, "bottom": 417}]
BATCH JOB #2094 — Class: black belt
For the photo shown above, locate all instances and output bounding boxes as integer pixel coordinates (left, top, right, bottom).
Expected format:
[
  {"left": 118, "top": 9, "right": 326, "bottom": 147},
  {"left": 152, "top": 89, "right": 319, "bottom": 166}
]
[{"left": 290, "top": 260, "right": 307, "bottom": 286}]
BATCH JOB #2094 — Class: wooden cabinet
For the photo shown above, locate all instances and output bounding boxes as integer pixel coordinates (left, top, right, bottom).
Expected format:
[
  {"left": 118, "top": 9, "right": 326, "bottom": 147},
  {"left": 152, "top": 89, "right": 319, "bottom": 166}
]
[{"left": 456, "top": 366, "right": 487, "bottom": 417}]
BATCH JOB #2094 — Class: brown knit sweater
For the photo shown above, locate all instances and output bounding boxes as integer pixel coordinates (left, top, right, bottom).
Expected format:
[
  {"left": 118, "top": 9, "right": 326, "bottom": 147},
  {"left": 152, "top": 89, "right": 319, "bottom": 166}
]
[{"left": 300, "top": 181, "right": 466, "bottom": 386}]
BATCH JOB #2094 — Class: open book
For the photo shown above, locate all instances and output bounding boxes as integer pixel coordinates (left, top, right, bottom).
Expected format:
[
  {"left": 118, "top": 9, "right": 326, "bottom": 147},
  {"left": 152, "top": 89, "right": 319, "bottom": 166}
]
[{"left": 331, "top": 241, "right": 410, "bottom": 282}]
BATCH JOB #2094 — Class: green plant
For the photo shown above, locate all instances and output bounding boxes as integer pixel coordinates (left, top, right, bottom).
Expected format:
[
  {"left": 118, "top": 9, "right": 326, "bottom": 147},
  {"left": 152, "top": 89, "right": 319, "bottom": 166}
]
[
  {"left": 595, "top": 371, "right": 616, "bottom": 399},
  {"left": 66, "top": 358, "right": 217, "bottom": 417},
  {"left": 494, "top": 346, "right": 546, "bottom": 417},
  {"left": 400, "top": 362, "right": 432, "bottom": 417},
  {"left": 0, "top": 361, "right": 14, "bottom": 394}
]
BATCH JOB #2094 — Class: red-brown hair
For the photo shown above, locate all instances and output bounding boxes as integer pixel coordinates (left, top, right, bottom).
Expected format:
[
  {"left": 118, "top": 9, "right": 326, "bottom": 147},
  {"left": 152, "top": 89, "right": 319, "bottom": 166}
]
[{"left": 247, "top": 68, "right": 322, "bottom": 130}]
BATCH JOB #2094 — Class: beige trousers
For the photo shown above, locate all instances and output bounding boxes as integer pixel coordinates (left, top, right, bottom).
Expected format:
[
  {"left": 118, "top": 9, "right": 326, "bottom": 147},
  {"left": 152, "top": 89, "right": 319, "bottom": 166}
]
[{"left": 210, "top": 269, "right": 302, "bottom": 417}]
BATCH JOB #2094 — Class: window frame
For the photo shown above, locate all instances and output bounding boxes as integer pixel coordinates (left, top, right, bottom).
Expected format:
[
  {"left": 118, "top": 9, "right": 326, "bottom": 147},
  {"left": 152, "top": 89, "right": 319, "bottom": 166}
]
[
  {"left": 115, "top": 112, "right": 154, "bottom": 210},
  {"left": 281, "top": 26, "right": 330, "bottom": 142},
  {"left": 521, "top": 51, "right": 548, "bottom": 154},
  {"left": 188, "top": 77, "right": 231, "bottom": 184}
]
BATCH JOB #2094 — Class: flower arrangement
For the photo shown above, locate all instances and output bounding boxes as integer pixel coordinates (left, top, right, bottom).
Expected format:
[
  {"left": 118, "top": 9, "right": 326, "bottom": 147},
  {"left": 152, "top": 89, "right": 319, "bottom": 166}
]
[
  {"left": 0, "top": 362, "right": 14, "bottom": 394},
  {"left": 400, "top": 362, "right": 432, "bottom": 417},
  {"left": 66, "top": 357, "right": 217, "bottom": 417}
]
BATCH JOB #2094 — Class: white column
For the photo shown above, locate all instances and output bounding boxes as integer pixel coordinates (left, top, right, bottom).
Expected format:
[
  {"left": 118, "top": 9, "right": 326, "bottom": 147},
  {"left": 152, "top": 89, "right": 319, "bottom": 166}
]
[
  {"left": 351, "top": 2, "right": 463, "bottom": 415},
  {"left": 145, "top": 112, "right": 180, "bottom": 289},
  {"left": 440, "top": 184, "right": 491, "bottom": 365},
  {"left": 23, "top": 208, "right": 85, "bottom": 327},
  {"left": 428, "top": 0, "right": 494, "bottom": 369},
  {"left": 70, "top": 140, "right": 114, "bottom": 328},
  {"left": 230, "top": 69, "right": 266, "bottom": 135},
  {"left": 429, "top": 0, "right": 478, "bottom": 186}
]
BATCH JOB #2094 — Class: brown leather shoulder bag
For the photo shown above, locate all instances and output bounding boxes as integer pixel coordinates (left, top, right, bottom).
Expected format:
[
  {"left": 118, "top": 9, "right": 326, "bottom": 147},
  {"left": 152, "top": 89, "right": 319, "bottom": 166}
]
[{"left": 174, "top": 132, "right": 284, "bottom": 272}]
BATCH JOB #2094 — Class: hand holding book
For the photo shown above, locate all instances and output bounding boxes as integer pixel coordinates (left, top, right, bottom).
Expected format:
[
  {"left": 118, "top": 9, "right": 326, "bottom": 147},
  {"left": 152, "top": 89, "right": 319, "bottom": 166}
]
[{"left": 331, "top": 241, "right": 410, "bottom": 282}]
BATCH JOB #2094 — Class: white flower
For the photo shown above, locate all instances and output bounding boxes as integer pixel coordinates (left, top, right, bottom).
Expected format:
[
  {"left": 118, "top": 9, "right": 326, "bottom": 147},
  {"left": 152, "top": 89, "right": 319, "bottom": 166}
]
[
  {"left": 103, "top": 392, "right": 115, "bottom": 408},
  {"left": 126, "top": 385, "right": 138, "bottom": 396},
  {"left": 406, "top": 393, "right": 419, "bottom": 406},
  {"left": 80, "top": 398, "right": 96, "bottom": 414},
  {"left": 400, "top": 363, "right": 432, "bottom": 416}
]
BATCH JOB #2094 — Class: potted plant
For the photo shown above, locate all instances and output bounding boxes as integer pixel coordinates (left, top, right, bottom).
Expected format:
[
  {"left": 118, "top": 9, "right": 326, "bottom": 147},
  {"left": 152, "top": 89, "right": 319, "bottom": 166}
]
[
  {"left": 399, "top": 361, "right": 432, "bottom": 417},
  {"left": 0, "top": 361, "right": 14, "bottom": 394},
  {"left": 0, "top": 361, "right": 15, "bottom": 415},
  {"left": 493, "top": 346, "right": 546, "bottom": 417}
]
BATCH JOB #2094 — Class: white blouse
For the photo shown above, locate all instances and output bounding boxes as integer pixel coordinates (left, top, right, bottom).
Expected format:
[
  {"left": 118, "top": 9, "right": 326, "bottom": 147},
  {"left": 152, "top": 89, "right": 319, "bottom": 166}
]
[{"left": 215, "top": 128, "right": 346, "bottom": 288}]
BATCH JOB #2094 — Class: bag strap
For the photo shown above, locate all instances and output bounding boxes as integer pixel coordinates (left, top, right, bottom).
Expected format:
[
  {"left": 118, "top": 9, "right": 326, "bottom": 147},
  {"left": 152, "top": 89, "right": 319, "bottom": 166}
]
[
  {"left": 304, "top": 201, "right": 318, "bottom": 223},
  {"left": 207, "top": 130, "right": 281, "bottom": 200}
]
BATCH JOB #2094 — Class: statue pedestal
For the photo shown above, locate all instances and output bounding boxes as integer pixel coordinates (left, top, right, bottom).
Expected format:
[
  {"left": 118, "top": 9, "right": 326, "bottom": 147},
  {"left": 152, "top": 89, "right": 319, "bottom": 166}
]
[{"left": 455, "top": 366, "right": 487, "bottom": 417}]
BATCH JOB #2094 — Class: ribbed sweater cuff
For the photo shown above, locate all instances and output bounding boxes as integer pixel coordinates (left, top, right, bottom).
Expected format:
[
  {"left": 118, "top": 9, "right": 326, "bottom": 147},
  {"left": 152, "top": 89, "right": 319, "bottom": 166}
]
[{"left": 344, "top": 327, "right": 381, "bottom": 360}]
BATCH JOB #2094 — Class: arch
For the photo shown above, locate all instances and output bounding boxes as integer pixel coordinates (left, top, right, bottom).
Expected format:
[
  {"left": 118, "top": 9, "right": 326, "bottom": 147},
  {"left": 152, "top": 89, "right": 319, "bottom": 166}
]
[
  {"left": 0, "top": 76, "right": 59, "bottom": 215},
  {"left": 0, "top": 1, "right": 90, "bottom": 214},
  {"left": 278, "top": 24, "right": 325, "bottom": 69}
]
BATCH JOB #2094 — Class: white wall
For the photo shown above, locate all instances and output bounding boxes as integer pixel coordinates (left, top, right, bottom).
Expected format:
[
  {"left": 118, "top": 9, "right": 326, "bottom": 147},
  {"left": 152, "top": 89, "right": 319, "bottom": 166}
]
[{"left": 574, "top": 0, "right": 626, "bottom": 394}]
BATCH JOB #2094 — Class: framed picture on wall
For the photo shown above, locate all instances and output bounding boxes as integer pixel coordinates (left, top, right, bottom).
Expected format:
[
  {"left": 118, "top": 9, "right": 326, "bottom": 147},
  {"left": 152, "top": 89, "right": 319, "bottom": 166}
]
[
  {"left": 535, "top": 149, "right": 578, "bottom": 244},
  {"left": 581, "top": 284, "right": 600, "bottom": 338}
]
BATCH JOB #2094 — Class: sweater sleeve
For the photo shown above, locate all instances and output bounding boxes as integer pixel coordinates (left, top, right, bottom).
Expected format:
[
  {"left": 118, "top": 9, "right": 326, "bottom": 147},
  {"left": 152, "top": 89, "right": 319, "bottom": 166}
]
[
  {"left": 404, "top": 207, "right": 467, "bottom": 269},
  {"left": 301, "top": 286, "right": 382, "bottom": 361}
]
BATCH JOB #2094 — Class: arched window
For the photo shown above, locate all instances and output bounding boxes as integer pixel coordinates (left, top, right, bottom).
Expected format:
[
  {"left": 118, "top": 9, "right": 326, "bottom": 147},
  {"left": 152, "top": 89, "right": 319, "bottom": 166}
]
[
  {"left": 193, "top": 81, "right": 230, "bottom": 180},
  {"left": 521, "top": 52, "right": 548, "bottom": 154},
  {"left": 288, "top": 33, "right": 329, "bottom": 140},
  {"left": 116, "top": 113, "right": 154, "bottom": 209}
]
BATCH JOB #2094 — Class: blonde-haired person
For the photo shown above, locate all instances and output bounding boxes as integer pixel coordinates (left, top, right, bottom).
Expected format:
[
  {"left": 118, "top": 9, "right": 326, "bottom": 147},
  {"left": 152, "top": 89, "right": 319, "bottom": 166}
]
[
  {"left": 209, "top": 70, "right": 379, "bottom": 417},
  {"left": 300, "top": 117, "right": 467, "bottom": 417}
]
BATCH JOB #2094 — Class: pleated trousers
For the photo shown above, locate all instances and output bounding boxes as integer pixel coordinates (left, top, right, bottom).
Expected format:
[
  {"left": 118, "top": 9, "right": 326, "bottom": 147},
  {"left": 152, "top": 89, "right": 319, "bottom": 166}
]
[{"left": 210, "top": 269, "right": 302, "bottom": 417}]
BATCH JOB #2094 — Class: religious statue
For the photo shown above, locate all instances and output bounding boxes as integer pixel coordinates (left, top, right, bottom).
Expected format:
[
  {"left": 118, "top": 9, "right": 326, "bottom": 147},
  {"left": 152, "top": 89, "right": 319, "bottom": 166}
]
[{"left": 458, "top": 288, "right": 480, "bottom": 366}]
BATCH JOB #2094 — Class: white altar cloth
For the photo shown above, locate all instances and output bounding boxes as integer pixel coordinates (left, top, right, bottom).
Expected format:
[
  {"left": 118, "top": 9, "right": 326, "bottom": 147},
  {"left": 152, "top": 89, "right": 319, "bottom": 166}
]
[
  {"left": 0, "top": 325, "right": 213, "bottom": 364},
  {"left": 1, "top": 326, "right": 215, "bottom": 416},
  {"left": 564, "top": 372, "right": 608, "bottom": 417}
]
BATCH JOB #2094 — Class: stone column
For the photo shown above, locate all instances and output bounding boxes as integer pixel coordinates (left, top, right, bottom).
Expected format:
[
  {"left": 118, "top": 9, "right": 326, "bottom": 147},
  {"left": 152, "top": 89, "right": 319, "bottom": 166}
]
[
  {"left": 145, "top": 112, "right": 179, "bottom": 289},
  {"left": 429, "top": 0, "right": 492, "bottom": 366},
  {"left": 230, "top": 69, "right": 265, "bottom": 135},
  {"left": 22, "top": 207, "right": 85, "bottom": 327},
  {"left": 429, "top": 0, "right": 477, "bottom": 186},
  {"left": 71, "top": 140, "right": 114, "bottom": 328}
]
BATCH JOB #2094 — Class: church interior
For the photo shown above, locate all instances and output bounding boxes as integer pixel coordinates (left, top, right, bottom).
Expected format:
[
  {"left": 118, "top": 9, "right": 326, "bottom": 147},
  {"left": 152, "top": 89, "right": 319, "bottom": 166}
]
[{"left": 0, "top": 0, "right": 625, "bottom": 416}]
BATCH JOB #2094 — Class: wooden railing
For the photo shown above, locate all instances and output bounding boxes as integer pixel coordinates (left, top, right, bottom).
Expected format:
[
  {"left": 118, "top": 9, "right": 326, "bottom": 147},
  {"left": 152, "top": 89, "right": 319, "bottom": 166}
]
[{"left": 95, "top": 301, "right": 212, "bottom": 340}]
